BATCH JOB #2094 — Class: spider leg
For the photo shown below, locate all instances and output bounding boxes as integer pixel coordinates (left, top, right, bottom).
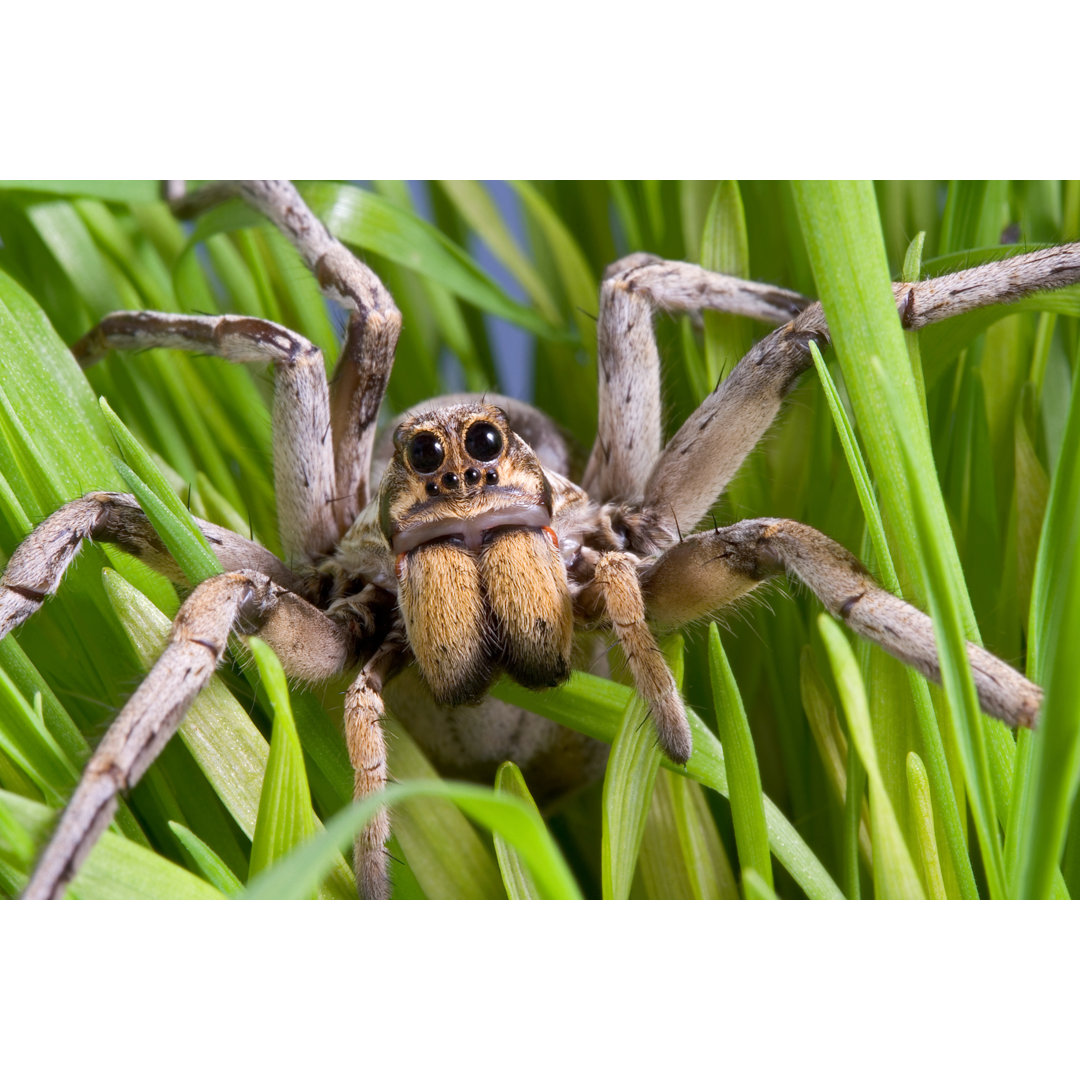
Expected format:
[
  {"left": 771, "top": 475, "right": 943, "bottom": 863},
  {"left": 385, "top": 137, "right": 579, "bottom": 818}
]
[
  {"left": 23, "top": 569, "right": 357, "bottom": 899},
  {"left": 582, "top": 551, "right": 691, "bottom": 763},
  {"left": 640, "top": 518, "right": 1042, "bottom": 729},
  {"left": 0, "top": 491, "right": 303, "bottom": 639},
  {"left": 75, "top": 312, "right": 337, "bottom": 562},
  {"left": 344, "top": 630, "right": 407, "bottom": 900},
  {"left": 581, "top": 254, "right": 809, "bottom": 503},
  {"left": 172, "top": 180, "right": 402, "bottom": 526},
  {"left": 644, "top": 242, "right": 1080, "bottom": 535}
]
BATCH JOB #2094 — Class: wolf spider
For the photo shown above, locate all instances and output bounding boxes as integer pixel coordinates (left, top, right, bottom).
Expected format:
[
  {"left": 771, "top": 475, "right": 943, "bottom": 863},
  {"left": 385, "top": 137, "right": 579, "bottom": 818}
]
[{"left": 3, "top": 181, "right": 1078, "bottom": 899}]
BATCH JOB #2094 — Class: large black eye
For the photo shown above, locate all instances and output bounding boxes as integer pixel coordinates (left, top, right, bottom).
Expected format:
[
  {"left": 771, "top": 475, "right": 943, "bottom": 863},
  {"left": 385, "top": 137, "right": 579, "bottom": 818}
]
[
  {"left": 408, "top": 431, "right": 445, "bottom": 474},
  {"left": 465, "top": 421, "right": 503, "bottom": 462}
]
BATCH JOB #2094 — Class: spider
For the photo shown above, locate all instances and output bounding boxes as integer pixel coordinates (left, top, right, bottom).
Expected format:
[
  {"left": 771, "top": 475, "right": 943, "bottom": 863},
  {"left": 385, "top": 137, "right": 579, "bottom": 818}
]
[{"left": 3, "top": 180, "right": 1078, "bottom": 899}]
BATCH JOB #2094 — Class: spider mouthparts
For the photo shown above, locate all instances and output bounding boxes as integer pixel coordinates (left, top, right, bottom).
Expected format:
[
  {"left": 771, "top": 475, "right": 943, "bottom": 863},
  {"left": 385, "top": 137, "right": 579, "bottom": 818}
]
[{"left": 390, "top": 504, "right": 552, "bottom": 555}]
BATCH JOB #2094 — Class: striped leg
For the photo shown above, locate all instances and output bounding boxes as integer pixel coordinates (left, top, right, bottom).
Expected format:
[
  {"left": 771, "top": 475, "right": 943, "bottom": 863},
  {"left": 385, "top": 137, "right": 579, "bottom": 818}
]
[
  {"left": 585, "top": 551, "right": 691, "bottom": 764},
  {"left": 0, "top": 491, "right": 304, "bottom": 639},
  {"left": 172, "top": 180, "right": 402, "bottom": 526},
  {"left": 581, "top": 254, "right": 808, "bottom": 504},
  {"left": 74, "top": 311, "right": 338, "bottom": 563},
  {"left": 23, "top": 570, "right": 356, "bottom": 899},
  {"left": 344, "top": 633, "right": 406, "bottom": 899},
  {"left": 641, "top": 518, "right": 1042, "bottom": 730},
  {"left": 643, "top": 243, "right": 1080, "bottom": 537}
]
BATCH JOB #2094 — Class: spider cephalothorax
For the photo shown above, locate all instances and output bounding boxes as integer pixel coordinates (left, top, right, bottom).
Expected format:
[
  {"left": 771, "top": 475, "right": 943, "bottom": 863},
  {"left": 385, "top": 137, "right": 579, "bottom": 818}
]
[{"left": 3, "top": 179, "right": 1078, "bottom": 900}]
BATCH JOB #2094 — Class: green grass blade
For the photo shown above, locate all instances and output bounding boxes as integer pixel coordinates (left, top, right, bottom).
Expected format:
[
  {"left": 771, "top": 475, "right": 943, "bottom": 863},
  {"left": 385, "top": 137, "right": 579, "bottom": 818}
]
[
  {"left": 0, "top": 790, "right": 34, "bottom": 864},
  {"left": 791, "top": 182, "right": 967, "bottom": 614},
  {"left": 792, "top": 180, "right": 1008, "bottom": 897},
  {"left": 601, "top": 686, "right": 663, "bottom": 900},
  {"left": 876, "top": 359, "right": 1006, "bottom": 897},
  {"left": 637, "top": 770, "right": 693, "bottom": 899},
  {"left": 742, "top": 868, "right": 778, "bottom": 900},
  {"left": 244, "top": 639, "right": 354, "bottom": 900},
  {"left": 382, "top": 717, "right": 504, "bottom": 899},
  {"left": 22, "top": 197, "right": 126, "bottom": 315},
  {"left": 672, "top": 777, "right": 739, "bottom": 900},
  {"left": 509, "top": 180, "right": 598, "bottom": 349},
  {"left": 493, "top": 762, "right": 543, "bottom": 899},
  {"left": 0, "top": 269, "right": 114, "bottom": 487},
  {"left": 75, "top": 199, "right": 173, "bottom": 309},
  {"left": 169, "top": 821, "right": 244, "bottom": 897},
  {"left": 609, "top": 181, "right": 644, "bottom": 252},
  {"left": 906, "top": 752, "right": 947, "bottom": 899},
  {"left": 1003, "top": 394, "right": 1051, "bottom": 885},
  {"left": 844, "top": 737, "right": 866, "bottom": 899},
  {"left": 438, "top": 180, "right": 561, "bottom": 323},
  {"left": 243, "top": 779, "right": 581, "bottom": 901},
  {"left": 809, "top": 341, "right": 894, "bottom": 581},
  {"left": 638, "top": 769, "right": 738, "bottom": 900},
  {"left": 700, "top": 180, "right": 753, "bottom": 388},
  {"left": 818, "top": 616, "right": 924, "bottom": 899},
  {"left": 247, "top": 638, "right": 319, "bottom": 886},
  {"left": 707, "top": 623, "right": 772, "bottom": 891},
  {"left": 494, "top": 672, "right": 843, "bottom": 900},
  {"left": 0, "top": 181, "right": 160, "bottom": 201},
  {"left": 510, "top": 180, "right": 600, "bottom": 435},
  {"left": 374, "top": 181, "right": 493, "bottom": 393},
  {"left": 1011, "top": 347, "right": 1080, "bottom": 898},
  {"left": 940, "top": 181, "right": 1010, "bottom": 254},
  {"left": 0, "top": 381, "right": 66, "bottom": 514},
  {"left": 99, "top": 398, "right": 222, "bottom": 583},
  {"left": 810, "top": 339, "right": 976, "bottom": 898},
  {"left": 800, "top": 646, "right": 872, "bottom": 888},
  {"left": 0, "top": 665, "right": 79, "bottom": 803},
  {"left": 2, "top": 789, "right": 223, "bottom": 899},
  {"left": 900, "top": 233, "right": 929, "bottom": 418},
  {"left": 601, "top": 637, "right": 683, "bottom": 900}
]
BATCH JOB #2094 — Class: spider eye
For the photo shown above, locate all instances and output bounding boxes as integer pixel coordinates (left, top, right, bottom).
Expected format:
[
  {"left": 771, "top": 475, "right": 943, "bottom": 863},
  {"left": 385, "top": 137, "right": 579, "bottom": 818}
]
[
  {"left": 407, "top": 432, "right": 445, "bottom": 474},
  {"left": 464, "top": 421, "right": 503, "bottom": 462}
]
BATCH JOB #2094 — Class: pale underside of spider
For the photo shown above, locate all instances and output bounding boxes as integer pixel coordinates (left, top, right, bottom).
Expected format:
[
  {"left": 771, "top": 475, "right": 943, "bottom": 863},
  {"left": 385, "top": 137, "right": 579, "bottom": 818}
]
[{"left": 3, "top": 181, "right": 1079, "bottom": 899}]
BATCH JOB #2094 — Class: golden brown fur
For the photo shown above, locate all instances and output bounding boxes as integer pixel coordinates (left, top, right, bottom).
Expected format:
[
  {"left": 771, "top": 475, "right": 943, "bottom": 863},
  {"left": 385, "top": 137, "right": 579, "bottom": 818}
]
[{"left": 7, "top": 180, "right": 1079, "bottom": 899}]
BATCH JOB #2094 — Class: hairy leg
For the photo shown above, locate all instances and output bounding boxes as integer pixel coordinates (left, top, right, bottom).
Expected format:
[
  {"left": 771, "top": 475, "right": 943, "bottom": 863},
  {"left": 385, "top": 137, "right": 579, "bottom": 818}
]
[
  {"left": 0, "top": 491, "right": 303, "bottom": 638},
  {"left": 641, "top": 518, "right": 1041, "bottom": 729},
  {"left": 645, "top": 243, "right": 1080, "bottom": 535},
  {"left": 582, "top": 550, "right": 691, "bottom": 764},
  {"left": 75, "top": 312, "right": 337, "bottom": 562},
  {"left": 344, "top": 633, "right": 405, "bottom": 899},
  {"left": 23, "top": 569, "right": 356, "bottom": 898},
  {"left": 582, "top": 254, "right": 808, "bottom": 504},
  {"left": 172, "top": 180, "right": 401, "bottom": 525}
]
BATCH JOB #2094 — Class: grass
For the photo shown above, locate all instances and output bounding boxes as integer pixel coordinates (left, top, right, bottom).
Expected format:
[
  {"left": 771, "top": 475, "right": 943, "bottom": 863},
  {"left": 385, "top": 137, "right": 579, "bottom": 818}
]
[{"left": 0, "top": 179, "right": 1076, "bottom": 899}]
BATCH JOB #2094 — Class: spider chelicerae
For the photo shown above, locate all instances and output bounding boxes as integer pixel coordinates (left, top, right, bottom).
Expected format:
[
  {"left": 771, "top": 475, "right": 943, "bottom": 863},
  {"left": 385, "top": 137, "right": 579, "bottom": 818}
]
[{"left": 2, "top": 181, "right": 1077, "bottom": 899}]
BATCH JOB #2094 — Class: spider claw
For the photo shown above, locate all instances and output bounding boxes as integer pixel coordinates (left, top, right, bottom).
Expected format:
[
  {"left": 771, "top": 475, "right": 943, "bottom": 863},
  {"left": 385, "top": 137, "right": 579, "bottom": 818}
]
[{"left": 656, "top": 714, "right": 692, "bottom": 765}]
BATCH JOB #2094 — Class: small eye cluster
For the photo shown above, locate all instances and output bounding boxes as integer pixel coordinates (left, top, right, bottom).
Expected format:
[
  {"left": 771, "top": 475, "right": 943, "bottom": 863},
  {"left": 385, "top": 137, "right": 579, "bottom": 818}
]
[{"left": 408, "top": 421, "right": 504, "bottom": 493}]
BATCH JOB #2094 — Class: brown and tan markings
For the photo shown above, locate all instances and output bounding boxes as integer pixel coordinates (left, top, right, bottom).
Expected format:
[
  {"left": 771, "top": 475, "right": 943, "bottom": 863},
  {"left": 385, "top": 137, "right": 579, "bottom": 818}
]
[{"left": 3, "top": 181, "right": 1077, "bottom": 898}]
